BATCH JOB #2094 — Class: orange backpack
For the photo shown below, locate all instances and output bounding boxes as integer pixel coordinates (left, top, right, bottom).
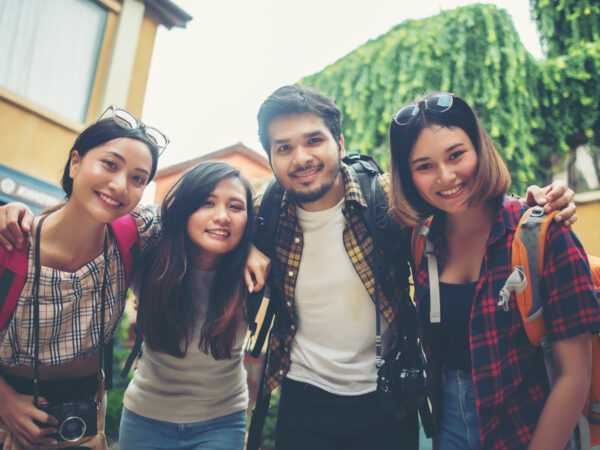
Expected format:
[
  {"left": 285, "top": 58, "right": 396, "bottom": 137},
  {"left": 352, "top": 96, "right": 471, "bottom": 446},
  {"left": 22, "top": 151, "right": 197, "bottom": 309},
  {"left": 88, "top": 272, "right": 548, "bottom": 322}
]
[{"left": 411, "top": 206, "right": 600, "bottom": 448}]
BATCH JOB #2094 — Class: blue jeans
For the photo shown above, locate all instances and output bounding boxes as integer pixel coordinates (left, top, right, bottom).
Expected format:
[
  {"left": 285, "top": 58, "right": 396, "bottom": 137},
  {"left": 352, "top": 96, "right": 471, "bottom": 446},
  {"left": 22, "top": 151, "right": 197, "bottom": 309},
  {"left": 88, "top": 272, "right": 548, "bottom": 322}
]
[
  {"left": 439, "top": 370, "right": 481, "bottom": 450},
  {"left": 118, "top": 407, "right": 246, "bottom": 450}
]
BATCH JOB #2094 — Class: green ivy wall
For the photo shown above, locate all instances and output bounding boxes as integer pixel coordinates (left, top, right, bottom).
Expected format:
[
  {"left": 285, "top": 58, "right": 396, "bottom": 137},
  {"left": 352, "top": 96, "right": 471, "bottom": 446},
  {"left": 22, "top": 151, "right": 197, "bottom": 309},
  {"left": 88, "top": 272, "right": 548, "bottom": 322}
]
[{"left": 300, "top": 3, "right": 600, "bottom": 193}]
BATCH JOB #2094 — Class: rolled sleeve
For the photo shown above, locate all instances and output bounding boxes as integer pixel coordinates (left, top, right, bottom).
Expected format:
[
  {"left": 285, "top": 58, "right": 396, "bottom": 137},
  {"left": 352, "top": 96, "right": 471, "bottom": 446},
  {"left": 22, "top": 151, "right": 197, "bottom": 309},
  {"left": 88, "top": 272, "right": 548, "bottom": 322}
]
[
  {"left": 130, "top": 204, "right": 163, "bottom": 254},
  {"left": 541, "top": 223, "right": 600, "bottom": 342}
]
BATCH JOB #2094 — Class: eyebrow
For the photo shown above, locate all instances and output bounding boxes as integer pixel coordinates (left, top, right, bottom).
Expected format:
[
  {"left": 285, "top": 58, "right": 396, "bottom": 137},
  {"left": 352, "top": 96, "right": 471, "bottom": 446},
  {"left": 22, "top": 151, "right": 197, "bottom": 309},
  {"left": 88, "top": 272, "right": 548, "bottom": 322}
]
[
  {"left": 410, "top": 143, "right": 464, "bottom": 166},
  {"left": 271, "top": 130, "right": 325, "bottom": 145},
  {"left": 106, "top": 151, "right": 151, "bottom": 176},
  {"left": 207, "top": 193, "right": 246, "bottom": 204}
]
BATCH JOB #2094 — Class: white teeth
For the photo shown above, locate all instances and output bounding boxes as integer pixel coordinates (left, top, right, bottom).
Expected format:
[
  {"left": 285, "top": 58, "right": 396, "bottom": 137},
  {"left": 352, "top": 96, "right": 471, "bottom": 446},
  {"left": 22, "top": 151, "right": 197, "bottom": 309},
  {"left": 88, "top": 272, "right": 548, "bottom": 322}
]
[
  {"left": 439, "top": 184, "right": 463, "bottom": 196},
  {"left": 99, "top": 193, "right": 120, "bottom": 206},
  {"left": 295, "top": 168, "right": 319, "bottom": 177},
  {"left": 208, "top": 230, "right": 229, "bottom": 237}
]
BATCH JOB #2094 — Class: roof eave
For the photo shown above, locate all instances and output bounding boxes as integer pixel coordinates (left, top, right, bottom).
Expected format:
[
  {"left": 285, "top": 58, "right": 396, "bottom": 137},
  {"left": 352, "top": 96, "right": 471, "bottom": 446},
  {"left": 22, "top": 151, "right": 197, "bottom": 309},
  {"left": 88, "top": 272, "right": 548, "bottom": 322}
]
[{"left": 144, "top": 0, "right": 192, "bottom": 29}]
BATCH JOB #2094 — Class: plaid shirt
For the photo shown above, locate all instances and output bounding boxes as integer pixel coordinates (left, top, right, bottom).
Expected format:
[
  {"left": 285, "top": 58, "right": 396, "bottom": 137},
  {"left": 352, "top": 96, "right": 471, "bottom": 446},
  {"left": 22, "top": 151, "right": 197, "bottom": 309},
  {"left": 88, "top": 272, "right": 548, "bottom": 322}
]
[
  {"left": 413, "top": 196, "right": 600, "bottom": 448},
  {"left": 255, "top": 165, "right": 411, "bottom": 397},
  {"left": 0, "top": 205, "right": 161, "bottom": 366}
]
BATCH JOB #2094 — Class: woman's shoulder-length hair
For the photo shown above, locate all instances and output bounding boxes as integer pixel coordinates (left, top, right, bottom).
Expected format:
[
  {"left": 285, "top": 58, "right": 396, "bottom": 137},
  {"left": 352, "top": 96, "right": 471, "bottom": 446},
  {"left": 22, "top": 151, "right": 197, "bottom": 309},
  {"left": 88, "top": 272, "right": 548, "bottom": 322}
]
[{"left": 388, "top": 95, "right": 511, "bottom": 228}]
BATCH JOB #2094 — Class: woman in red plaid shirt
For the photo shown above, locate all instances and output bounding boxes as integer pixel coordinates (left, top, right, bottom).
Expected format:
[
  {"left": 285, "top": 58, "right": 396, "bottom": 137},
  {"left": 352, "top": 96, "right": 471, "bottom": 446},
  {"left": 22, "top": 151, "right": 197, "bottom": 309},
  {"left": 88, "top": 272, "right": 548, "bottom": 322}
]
[{"left": 388, "top": 93, "right": 600, "bottom": 449}]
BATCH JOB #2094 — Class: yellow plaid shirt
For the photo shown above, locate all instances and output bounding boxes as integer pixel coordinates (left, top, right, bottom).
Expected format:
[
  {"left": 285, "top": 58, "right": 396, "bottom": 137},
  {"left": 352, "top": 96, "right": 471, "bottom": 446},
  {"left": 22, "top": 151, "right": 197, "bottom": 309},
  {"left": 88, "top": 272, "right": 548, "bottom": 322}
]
[{"left": 254, "top": 164, "right": 411, "bottom": 397}]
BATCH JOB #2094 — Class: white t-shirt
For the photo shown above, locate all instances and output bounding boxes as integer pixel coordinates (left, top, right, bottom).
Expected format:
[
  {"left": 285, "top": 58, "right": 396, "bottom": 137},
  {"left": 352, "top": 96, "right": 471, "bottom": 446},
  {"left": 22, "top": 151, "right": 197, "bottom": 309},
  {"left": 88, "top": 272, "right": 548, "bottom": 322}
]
[{"left": 286, "top": 199, "right": 391, "bottom": 395}]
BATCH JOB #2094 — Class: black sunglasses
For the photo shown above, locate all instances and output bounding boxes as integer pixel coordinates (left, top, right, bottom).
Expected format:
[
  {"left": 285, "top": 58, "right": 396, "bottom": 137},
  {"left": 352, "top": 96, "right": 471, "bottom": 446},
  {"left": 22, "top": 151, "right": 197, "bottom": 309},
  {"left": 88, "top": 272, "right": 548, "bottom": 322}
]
[{"left": 393, "top": 92, "right": 455, "bottom": 126}]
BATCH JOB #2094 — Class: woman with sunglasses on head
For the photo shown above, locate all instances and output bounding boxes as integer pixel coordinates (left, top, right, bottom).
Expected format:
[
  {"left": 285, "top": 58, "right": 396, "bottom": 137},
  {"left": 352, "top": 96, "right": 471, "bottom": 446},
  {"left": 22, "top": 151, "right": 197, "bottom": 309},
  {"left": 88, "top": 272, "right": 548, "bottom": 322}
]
[
  {"left": 0, "top": 106, "right": 167, "bottom": 449},
  {"left": 388, "top": 93, "right": 600, "bottom": 449},
  {"left": 117, "top": 161, "right": 253, "bottom": 450}
]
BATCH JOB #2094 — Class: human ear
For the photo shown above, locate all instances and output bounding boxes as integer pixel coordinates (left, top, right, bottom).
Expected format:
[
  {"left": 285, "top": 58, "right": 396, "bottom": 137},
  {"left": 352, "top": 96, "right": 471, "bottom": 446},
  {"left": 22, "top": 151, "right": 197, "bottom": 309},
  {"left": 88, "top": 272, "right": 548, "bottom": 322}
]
[
  {"left": 339, "top": 134, "right": 346, "bottom": 159},
  {"left": 69, "top": 150, "right": 81, "bottom": 179}
]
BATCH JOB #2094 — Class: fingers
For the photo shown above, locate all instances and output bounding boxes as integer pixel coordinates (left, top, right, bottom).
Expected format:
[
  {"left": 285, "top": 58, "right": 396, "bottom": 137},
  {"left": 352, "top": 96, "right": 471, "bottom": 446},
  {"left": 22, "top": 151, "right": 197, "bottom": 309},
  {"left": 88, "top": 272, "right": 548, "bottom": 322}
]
[
  {"left": 554, "top": 206, "right": 577, "bottom": 227},
  {"left": 252, "top": 268, "right": 266, "bottom": 293},
  {"left": 245, "top": 244, "right": 271, "bottom": 293},
  {"left": 524, "top": 184, "right": 547, "bottom": 207},
  {"left": 0, "top": 203, "right": 33, "bottom": 250},
  {"left": 244, "top": 268, "right": 256, "bottom": 293},
  {"left": 2, "top": 394, "right": 58, "bottom": 448},
  {"left": 21, "top": 209, "right": 34, "bottom": 234},
  {"left": 543, "top": 182, "right": 574, "bottom": 213},
  {"left": 0, "top": 232, "right": 14, "bottom": 252}
]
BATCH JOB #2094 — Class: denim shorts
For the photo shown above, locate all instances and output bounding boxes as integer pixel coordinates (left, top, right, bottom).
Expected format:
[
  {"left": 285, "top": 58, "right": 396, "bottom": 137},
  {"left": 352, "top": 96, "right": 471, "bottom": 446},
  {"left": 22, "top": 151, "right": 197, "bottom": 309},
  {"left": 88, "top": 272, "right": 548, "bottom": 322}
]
[
  {"left": 439, "top": 369, "right": 481, "bottom": 450},
  {"left": 118, "top": 407, "right": 246, "bottom": 450}
]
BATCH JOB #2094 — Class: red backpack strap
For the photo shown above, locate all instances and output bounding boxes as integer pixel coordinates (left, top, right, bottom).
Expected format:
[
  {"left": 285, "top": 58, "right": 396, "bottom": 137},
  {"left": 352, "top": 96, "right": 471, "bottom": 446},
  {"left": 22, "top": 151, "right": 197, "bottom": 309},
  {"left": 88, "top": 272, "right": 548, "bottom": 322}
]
[
  {"left": 0, "top": 245, "right": 28, "bottom": 331},
  {"left": 109, "top": 214, "right": 138, "bottom": 284}
]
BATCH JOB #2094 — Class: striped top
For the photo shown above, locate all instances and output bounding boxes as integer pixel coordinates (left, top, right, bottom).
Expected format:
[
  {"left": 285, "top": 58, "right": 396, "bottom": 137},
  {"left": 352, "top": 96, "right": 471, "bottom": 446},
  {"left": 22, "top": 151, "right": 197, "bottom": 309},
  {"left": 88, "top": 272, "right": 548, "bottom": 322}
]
[{"left": 0, "top": 205, "right": 161, "bottom": 367}]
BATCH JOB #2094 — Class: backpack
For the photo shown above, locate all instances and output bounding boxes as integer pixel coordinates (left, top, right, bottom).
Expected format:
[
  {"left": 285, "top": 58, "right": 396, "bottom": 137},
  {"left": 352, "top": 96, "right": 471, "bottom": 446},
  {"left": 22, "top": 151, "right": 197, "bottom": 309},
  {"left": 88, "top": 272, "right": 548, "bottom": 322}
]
[
  {"left": 0, "top": 214, "right": 139, "bottom": 388},
  {"left": 412, "top": 206, "right": 600, "bottom": 449},
  {"left": 246, "top": 152, "right": 410, "bottom": 450}
]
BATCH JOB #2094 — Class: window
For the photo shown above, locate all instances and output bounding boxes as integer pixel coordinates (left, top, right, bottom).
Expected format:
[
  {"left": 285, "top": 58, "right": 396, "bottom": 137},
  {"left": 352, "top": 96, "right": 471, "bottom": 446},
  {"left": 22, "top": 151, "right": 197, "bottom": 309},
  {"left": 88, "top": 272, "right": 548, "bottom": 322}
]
[{"left": 0, "top": 0, "right": 107, "bottom": 123}]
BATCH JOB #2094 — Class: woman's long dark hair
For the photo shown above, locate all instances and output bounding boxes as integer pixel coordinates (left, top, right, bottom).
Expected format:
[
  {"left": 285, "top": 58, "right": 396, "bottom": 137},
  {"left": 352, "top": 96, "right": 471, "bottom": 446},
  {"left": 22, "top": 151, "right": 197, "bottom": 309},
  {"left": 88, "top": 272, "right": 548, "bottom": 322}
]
[{"left": 138, "top": 161, "right": 254, "bottom": 359}]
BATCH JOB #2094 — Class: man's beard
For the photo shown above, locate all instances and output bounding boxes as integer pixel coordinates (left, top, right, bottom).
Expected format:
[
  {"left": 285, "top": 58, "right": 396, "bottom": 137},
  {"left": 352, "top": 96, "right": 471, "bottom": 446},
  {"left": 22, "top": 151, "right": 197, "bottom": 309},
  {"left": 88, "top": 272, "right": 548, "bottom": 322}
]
[{"left": 283, "top": 156, "right": 342, "bottom": 205}]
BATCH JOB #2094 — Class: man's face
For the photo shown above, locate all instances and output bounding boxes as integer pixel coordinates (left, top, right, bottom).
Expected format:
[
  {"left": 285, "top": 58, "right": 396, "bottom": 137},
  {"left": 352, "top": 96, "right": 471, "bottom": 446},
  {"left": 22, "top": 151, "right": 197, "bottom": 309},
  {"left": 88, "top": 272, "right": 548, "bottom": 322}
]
[{"left": 268, "top": 113, "right": 345, "bottom": 211}]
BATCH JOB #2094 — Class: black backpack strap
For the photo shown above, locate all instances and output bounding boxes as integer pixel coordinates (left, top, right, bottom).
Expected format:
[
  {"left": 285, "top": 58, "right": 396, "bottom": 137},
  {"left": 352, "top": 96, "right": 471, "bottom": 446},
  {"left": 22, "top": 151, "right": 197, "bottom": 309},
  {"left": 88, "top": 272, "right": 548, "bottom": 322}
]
[
  {"left": 121, "top": 273, "right": 145, "bottom": 379},
  {"left": 247, "top": 179, "right": 285, "bottom": 351},
  {"left": 104, "top": 338, "right": 114, "bottom": 389},
  {"left": 121, "top": 329, "right": 143, "bottom": 379},
  {"left": 247, "top": 180, "right": 288, "bottom": 448},
  {"left": 246, "top": 328, "right": 273, "bottom": 450}
]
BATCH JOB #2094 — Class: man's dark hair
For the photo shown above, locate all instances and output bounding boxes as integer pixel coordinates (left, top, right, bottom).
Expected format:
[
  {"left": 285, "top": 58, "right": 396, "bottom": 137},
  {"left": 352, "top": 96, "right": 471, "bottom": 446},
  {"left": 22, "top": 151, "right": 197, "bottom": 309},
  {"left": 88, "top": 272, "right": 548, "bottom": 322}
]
[{"left": 257, "top": 84, "right": 342, "bottom": 158}]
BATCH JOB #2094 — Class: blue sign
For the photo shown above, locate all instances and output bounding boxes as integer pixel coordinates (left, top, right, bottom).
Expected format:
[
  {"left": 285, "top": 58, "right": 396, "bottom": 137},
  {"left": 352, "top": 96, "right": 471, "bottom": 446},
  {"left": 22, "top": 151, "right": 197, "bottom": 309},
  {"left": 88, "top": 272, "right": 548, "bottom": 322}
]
[{"left": 0, "top": 164, "right": 65, "bottom": 214}]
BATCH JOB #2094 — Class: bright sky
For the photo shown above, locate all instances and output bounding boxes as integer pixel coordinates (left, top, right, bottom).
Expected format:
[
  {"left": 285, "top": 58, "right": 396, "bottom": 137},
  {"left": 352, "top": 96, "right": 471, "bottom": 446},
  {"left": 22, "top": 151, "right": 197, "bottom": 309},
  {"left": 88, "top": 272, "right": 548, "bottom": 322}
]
[{"left": 142, "top": 0, "right": 543, "bottom": 169}]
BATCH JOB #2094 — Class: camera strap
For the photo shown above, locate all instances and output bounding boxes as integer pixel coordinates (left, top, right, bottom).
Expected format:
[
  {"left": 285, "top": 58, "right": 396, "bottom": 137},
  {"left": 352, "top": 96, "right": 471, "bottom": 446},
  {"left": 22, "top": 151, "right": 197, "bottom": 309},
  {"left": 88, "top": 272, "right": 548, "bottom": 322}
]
[{"left": 32, "top": 213, "right": 108, "bottom": 407}]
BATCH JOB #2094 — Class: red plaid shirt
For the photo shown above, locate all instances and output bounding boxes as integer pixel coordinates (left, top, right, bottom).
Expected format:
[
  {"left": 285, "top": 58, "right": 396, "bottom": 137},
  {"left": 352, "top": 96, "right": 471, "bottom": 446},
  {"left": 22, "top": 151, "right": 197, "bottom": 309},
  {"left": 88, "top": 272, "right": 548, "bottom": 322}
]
[{"left": 412, "top": 196, "right": 600, "bottom": 448}]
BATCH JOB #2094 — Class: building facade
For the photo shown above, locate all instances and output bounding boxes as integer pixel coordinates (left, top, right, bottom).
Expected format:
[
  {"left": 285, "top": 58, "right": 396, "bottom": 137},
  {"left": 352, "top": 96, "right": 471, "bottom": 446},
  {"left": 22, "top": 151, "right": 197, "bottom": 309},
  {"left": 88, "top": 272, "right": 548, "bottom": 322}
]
[
  {"left": 152, "top": 142, "right": 272, "bottom": 204},
  {"left": 0, "top": 0, "right": 191, "bottom": 213}
]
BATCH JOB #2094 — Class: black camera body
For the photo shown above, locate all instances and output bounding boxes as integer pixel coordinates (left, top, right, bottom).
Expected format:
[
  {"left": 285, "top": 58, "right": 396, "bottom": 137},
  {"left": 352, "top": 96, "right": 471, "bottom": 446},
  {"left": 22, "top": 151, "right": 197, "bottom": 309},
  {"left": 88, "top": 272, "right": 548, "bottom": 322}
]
[
  {"left": 40, "top": 399, "right": 97, "bottom": 442},
  {"left": 377, "top": 349, "right": 434, "bottom": 437}
]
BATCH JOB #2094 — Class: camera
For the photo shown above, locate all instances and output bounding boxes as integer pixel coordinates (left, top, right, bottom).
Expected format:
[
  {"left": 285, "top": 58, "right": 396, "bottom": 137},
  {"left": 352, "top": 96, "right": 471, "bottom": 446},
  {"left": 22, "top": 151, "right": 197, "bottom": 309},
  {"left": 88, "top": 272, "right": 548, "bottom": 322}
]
[
  {"left": 39, "top": 399, "right": 97, "bottom": 442},
  {"left": 377, "top": 348, "right": 434, "bottom": 437}
]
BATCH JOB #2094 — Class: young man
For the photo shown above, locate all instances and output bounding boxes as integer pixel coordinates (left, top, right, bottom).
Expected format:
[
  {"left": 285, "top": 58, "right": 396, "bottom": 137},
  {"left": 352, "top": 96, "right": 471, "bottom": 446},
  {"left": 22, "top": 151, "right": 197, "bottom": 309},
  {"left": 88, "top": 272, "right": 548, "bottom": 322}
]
[{"left": 249, "top": 84, "right": 577, "bottom": 450}]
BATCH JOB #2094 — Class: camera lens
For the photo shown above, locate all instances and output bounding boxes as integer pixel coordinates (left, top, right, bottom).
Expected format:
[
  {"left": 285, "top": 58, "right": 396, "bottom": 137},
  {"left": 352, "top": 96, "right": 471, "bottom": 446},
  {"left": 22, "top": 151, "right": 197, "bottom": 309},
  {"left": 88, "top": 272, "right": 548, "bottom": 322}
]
[{"left": 59, "top": 416, "right": 86, "bottom": 442}]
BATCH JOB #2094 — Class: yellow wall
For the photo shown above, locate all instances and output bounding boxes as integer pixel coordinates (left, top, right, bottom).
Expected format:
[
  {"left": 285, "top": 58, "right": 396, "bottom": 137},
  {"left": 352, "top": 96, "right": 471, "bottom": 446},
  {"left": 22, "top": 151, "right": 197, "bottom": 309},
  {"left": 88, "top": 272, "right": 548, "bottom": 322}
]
[
  {"left": 0, "top": 3, "right": 160, "bottom": 186},
  {"left": 572, "top": 201, "right": 600, "bottom": 256},
  {"left": 126, "top": 8, "right": 159, "bottom": 115},
  {"left": 0, "top": 100, "right": 79, "bottom": 184}
]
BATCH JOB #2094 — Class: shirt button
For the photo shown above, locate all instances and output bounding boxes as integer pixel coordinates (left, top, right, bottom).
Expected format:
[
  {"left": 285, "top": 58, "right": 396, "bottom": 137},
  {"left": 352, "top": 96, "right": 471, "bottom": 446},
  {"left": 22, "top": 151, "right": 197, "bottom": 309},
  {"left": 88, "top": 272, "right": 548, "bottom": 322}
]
[
  {"left": 286, "top": 301, "right": 292, "bottom": 307},
  {"left": 288, "top": 271, "right": 294, "bottom": 277},
  {"left": 290, "top": 325, "right": 295, "bottom": 330},
  {"left": 294, "top": 237, "right": 300, "bottom": 243},
  {"left": 279, "top": 370, "right": 284, "bottom": 375}
]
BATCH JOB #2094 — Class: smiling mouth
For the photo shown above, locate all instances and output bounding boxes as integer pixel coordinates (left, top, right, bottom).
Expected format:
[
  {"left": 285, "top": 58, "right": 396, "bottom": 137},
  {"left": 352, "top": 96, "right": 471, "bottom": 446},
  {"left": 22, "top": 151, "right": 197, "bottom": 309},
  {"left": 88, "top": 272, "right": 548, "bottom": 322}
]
[
  {"left": 291, "top": 166, "right": 321, "bottom": 179},
  {"left": 207, "top": 229, "right": 230, "bottom": 237},
  {"left": 97, "top": 192, "right": 123, "bottom": 207},
  {"left": 438, "top": 183, "right": 465, "bottom": 197}
]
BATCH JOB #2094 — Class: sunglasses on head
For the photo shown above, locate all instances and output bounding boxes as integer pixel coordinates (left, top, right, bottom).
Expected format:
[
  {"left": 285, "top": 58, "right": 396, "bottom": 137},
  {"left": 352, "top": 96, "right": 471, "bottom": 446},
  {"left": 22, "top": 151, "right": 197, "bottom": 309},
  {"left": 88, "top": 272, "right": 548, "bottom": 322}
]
[
  {"left": 393, "top": 92, "right": 455, "bottom": 126},
  {"left": 97, "top": 105, "right": 170, "bottom": 155}
]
